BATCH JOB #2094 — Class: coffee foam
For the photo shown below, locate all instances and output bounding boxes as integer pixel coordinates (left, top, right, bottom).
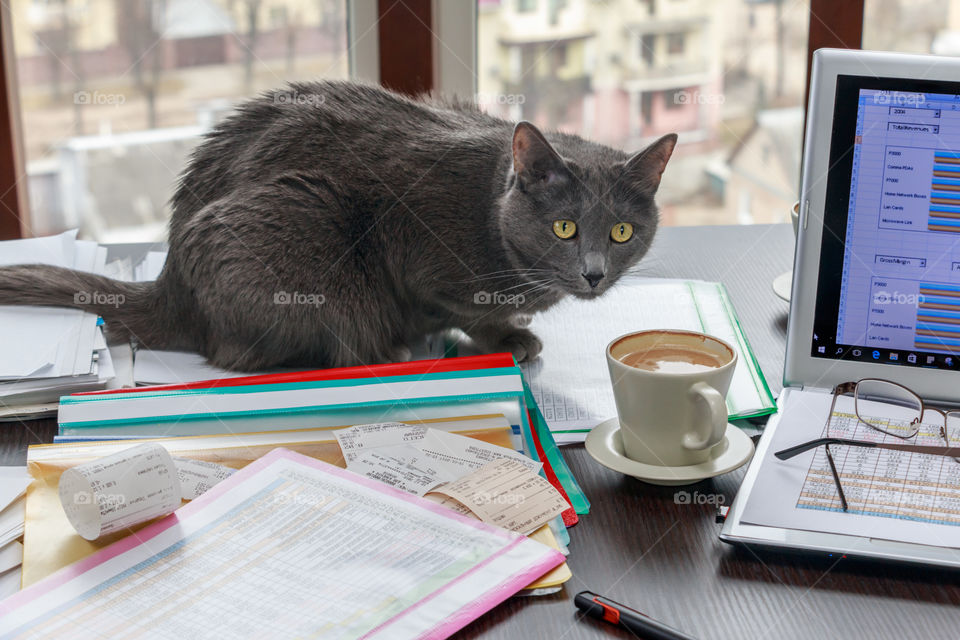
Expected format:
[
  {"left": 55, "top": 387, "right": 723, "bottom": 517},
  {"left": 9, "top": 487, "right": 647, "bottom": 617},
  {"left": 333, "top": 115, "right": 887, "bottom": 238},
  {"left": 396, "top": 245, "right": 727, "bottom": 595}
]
[
  {"left": 609, "top": 330, "right": 733, "bottom": 375},
  {"left": 618, "top": 345, "right": 726, "bottom": 372}
]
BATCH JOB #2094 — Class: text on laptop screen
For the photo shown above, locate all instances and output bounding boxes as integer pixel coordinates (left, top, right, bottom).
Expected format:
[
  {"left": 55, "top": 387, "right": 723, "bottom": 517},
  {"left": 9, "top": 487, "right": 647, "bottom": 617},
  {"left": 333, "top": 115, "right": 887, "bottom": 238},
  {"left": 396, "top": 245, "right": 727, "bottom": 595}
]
[{"left": 813, "top": 79, "right": 960, "bottom": 370}]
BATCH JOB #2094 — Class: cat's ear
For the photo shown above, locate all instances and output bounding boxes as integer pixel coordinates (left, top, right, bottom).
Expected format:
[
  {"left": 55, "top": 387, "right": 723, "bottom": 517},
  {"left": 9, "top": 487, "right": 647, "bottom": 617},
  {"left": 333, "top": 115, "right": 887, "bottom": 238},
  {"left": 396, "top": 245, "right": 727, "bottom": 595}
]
[
  {"left": 512, "top": 121, "right": 566, "bottom": 191},
  {"left": 621, "top": 133, "right": 678, "bottom": 195}
]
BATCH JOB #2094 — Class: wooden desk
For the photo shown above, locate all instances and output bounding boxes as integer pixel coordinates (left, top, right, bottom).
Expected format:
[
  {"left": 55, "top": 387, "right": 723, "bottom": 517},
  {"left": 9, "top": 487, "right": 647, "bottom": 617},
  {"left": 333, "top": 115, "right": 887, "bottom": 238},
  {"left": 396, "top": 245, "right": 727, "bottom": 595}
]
[{"left": 3, "top": 225, "right": 959, "bottom": 639}]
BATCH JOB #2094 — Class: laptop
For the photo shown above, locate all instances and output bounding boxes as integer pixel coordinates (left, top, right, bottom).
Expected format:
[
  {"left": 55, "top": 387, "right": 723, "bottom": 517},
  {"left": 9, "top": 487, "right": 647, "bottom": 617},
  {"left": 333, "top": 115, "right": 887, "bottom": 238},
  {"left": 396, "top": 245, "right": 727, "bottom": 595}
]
[{"left": 721, "top": 49, "right": 960, "bottom": 568}]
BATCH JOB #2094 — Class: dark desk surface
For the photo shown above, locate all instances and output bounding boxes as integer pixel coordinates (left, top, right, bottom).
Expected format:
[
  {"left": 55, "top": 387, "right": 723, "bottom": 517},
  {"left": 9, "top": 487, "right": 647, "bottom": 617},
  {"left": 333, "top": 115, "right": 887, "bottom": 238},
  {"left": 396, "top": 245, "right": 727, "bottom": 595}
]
[{"left": 4, "top": 225, "right": 960, "bottom": 639}]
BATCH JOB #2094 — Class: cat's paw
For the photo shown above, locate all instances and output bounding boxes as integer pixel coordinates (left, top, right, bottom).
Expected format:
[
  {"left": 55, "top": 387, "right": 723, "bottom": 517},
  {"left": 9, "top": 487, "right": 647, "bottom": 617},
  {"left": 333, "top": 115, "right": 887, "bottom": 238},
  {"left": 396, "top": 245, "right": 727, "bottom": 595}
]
[
  {"left": 385, "top": 344, "right": 413, "bottom": 363},
  {"left": 498, "top": 329, "right": 543, "bottom": 362},
  {"left": 513, "top": 314, "right": 533, "bottom": 328}
]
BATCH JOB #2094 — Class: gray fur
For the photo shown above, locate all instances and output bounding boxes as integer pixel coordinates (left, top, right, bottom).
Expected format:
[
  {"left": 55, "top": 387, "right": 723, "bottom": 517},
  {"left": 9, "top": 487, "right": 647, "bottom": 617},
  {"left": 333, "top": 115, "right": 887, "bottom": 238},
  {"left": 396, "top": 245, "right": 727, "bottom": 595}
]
[{"left": 0, "top": 81, "right": 677, "bottom": 371}]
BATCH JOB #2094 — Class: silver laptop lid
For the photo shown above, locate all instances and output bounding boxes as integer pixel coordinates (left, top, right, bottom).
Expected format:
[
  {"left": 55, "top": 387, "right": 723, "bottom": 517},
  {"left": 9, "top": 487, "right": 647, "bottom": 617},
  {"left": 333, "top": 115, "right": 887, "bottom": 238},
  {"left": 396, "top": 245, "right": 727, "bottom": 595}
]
[{"left": 786, "top": 48, "right": 960, "bottom": 403}]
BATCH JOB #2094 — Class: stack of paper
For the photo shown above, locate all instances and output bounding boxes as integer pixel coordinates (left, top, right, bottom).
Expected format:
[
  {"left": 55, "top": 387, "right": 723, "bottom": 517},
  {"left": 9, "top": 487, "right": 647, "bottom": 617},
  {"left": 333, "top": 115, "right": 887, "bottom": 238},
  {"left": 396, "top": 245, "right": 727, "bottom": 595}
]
[
  {"left": 132, "top": 250, "right": 166, "bottom": 282},
  {"left": 0, "top": 231, "right": 115, "bottom": 414},
  {"left": 0, "top": 467, "right": 29, "bottom": 599}
]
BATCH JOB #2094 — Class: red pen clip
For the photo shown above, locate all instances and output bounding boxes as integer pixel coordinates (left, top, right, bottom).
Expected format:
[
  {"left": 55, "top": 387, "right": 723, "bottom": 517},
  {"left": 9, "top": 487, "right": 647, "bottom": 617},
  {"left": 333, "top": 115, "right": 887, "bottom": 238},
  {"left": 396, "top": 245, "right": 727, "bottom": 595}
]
[{"left": 594, "top": 597, "right": 620, "bottom": 624}]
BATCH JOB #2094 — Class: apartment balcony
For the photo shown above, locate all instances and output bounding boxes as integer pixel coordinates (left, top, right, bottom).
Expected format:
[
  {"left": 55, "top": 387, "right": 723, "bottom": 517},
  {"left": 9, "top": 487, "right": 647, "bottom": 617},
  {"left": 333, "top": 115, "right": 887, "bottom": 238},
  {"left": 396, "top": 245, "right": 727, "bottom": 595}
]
[
  {"left": 496, "top": 29, "right": 595, "bottom": 47},
  {"left": 624, "top": 15, "right": 709, "bottom": 36},
  {"left": 502, "top": 74, "right": 591, "bottom": 101},
  {"left": 501, "top": 75, "right": 592, "bottom": 128},
  {"left": 622, "top": 59, "right": 711, "bottom": 92}
]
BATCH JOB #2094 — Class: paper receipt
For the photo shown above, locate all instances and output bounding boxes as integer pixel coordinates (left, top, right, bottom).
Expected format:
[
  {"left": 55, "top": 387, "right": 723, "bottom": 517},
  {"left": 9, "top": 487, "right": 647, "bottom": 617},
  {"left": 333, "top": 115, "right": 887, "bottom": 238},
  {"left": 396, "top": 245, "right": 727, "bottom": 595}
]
[
  {"left": 334, "top": 422, "right": 541, "bottom": 474},
  {"left": 58, "top": 443, "right": 182, "bottom": 541},
  {"left": 427, "top": 458, "right": 570, "bottom": 534},
  {"left": 58, "top": 445, "right": 239, "bottom": 541},
  {"left": 419, "top": 429, "right": 542, "bottom": 474},
  {"left": 172, "top": 457, "right": 236, "bottom": 500},
  {"left": 334, "top": 422, "right": 428, "bottom": 464},
  {"left": 346, "top": 445, "right": 457, "bottom": 496}
]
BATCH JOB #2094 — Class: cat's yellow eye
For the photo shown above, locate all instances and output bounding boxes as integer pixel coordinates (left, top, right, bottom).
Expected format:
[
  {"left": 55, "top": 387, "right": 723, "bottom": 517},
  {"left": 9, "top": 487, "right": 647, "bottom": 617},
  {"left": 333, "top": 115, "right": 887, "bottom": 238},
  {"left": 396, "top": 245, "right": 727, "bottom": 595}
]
[
  {"left": 553, "top": 219, "right": 577, "bottom": 239},
  {"left": 610, "top": 222, "right": 634, "bottom": 243}
]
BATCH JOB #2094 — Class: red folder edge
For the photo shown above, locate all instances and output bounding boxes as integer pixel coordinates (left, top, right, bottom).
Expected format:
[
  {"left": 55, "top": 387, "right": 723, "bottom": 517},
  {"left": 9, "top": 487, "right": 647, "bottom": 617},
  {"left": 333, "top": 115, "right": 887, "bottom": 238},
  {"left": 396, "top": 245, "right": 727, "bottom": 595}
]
[
  {"left": 74, "top": 353, "right": 518, "bottom": 396},
  {"left": 527, "top": 406, "right": 579, "bottom": 527}
]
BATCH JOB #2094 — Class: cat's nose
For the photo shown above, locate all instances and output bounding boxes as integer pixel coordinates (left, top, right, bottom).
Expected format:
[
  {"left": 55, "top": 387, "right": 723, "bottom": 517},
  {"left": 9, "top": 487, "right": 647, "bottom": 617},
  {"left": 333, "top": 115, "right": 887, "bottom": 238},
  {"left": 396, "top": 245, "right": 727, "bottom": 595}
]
[
  {"left": 581, "top": 252, "right": 605, "bottom": 288},
  {"left": 582, "top": 271, "right": 604, "bottom": 288}
]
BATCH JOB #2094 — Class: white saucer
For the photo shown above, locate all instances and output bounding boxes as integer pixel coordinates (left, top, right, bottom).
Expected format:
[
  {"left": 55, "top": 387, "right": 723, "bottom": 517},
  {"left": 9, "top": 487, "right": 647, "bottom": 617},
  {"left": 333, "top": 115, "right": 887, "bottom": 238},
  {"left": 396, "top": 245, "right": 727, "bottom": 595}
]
[
  {"left": 584, "top": 418, "right": 755, "bottom": 486},
  {"left": 772, "top": 270, "right": 792, "bottom": 302}
]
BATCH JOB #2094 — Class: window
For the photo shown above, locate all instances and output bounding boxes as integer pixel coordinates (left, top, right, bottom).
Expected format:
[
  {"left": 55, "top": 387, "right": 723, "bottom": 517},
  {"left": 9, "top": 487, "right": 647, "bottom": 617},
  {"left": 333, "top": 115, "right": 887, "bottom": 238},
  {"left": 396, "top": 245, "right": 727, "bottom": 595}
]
[
  {"left": 10, "top": 0, "right": 349, "bottom": 241},
  {"left": 640, "top": 91, "right": 654, "bottom": 126},
  {"left": 863, "top": 0, "right": 954, "bottom": 55},
  {"left": 517, "top": 0, "right": 538, "bottom": 13},
  {"left": 478, "top": 0, "right": 811, "bottom": 226},
  {"left": 640, "top": 33, "right": 655, "bottom": 66},
  {"left": 666, "top": 89, "right": 685, "bottom": 110},
  {"left": 667, "top": 32, "right": 685, "bottom": 55}
]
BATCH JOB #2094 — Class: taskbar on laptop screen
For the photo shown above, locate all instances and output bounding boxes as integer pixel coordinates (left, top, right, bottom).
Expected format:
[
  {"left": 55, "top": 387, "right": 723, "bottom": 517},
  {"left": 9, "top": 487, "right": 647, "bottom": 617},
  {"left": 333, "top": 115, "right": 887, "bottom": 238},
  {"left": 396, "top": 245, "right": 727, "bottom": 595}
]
[
  {"left": 811, "top": 75, "right": 960, "bottom": 372},
  {"left": 811, "top": 337, "right": 960, "bottom": 370}
]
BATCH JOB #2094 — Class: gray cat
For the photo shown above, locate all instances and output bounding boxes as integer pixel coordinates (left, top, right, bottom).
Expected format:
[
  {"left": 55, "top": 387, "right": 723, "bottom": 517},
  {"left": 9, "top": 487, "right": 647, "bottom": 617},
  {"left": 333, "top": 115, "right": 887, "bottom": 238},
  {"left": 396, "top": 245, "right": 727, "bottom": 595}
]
[{"left": 0, "top": 81, "right": 676, "bottom": 371}]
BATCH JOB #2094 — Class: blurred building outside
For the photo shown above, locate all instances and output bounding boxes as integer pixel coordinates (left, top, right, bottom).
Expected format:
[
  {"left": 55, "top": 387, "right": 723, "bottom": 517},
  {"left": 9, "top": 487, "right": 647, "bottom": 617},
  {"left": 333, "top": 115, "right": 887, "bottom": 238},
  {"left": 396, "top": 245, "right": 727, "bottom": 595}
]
[
  {"left": 10, "top": 0, "right": 960, "bottom": 242},
  {"left": 12, "top": 0, "right": 347, "bottom": 241}
]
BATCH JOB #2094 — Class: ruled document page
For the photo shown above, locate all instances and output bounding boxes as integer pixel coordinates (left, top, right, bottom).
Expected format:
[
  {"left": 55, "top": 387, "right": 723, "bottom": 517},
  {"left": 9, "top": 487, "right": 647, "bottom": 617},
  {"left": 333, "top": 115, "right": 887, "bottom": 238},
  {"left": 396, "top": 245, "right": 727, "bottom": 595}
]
[{"left": 0, "top": 449, "right": 563, "bottom": 640}]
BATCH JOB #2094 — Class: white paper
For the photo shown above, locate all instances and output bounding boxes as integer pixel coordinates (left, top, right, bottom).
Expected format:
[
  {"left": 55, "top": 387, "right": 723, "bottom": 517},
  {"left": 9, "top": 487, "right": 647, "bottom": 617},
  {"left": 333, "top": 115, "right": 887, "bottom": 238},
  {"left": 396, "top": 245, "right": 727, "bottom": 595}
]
[
  {"left": 0, "top": 231, "right": 104, "bottom": 380},
  {"left": 133, "top": 349, "right": 252, "bottom": 385},
  {"left": 0, "top": 498, "right": 24, "bottom": 548},
  {"left": 0, "top": 541, "right": 22, "bottom": 575},
  {"left": 134, "top": 251, "right": 167, "bottom": 282},
  {"left": 0, "top": 231, "right": 117, "bottom": 405},
  {"left": 742, "top": 389, "right": 960, "bottom": 548},
  {"left": 346, "top": 445, "right": 456, "bottom": 496},
  {"left": 338, "top": 424, "right": 544, "bottom": 514},
  {"left": 334, "top": 421, "right": 430, "bottom": 464},
  {"left": 427, "top": 458, "right": 570, "bottom": 534},
  {"left": 420, "top": 428, "right": 542, "bottom": 474},
  {"left": 335, "top": 422, "right": 541, "bottom": 477},
  {"left": 58, "top": 443, "right": 182, "bottom": 540},
  {"left": 172, "top": 457, "right": 235, "bottom": 500},
  {"left": 0, "top": 567, "right": 20, "bottom": 600},
  {"left": 0, "top": 468, "right": 29, "bottom": 515}
]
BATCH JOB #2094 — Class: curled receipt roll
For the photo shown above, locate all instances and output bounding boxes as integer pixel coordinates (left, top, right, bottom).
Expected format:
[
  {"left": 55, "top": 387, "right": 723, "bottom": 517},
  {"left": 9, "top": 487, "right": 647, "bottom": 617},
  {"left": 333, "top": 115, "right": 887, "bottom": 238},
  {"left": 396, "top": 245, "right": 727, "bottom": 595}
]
[{"left": 59, "top": 443, "right": 183, "bottom": 541}]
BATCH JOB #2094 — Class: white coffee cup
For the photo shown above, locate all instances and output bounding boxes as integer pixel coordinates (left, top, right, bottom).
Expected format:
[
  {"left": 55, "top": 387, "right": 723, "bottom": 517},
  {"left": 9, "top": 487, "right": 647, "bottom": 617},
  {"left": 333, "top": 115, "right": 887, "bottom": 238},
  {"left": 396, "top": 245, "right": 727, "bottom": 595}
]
[{"left": 605, "top": 329, "right": 737, "bottom": 467}]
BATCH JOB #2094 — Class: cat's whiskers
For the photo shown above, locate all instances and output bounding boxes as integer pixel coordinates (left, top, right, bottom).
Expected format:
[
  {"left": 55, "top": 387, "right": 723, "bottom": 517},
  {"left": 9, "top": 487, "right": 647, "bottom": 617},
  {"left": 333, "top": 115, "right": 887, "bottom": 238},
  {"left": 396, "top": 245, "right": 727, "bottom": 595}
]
[
  {"left": 523, "top": 286, "right": 561, "bottom": 310},
  {"left": 439, "top": 268, "right": 554, "bottom": 284},
  {"left": 513, "top": 280, "right": 558, "bottom": 299},
  {"left": 495, "top": 278, "right": 554, "bottom": 293}
]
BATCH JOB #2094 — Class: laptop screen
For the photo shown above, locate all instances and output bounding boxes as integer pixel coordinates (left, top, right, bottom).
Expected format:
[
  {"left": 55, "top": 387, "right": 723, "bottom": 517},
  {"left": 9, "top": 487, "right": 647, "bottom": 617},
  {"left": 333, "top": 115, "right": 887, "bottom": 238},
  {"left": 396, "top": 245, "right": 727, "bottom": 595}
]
[{"left": 812, "top": 75, "right": 960, "bottom": 371}]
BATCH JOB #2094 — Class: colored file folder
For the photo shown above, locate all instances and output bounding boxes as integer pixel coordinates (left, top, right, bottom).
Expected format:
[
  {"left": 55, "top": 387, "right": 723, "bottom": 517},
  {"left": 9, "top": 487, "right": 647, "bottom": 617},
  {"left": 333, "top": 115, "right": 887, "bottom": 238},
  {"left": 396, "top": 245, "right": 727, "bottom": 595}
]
[{"left": 57, "top": 355, "right": 589, "bottom": 517}]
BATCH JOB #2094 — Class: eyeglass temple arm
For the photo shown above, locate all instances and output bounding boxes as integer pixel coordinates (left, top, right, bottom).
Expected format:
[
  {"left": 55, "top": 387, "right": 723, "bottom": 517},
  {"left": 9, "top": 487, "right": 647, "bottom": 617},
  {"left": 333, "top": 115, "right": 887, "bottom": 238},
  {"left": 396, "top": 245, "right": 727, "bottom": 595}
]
[{"left": 774, "top": 438, "right": 878, "bottom": 460}]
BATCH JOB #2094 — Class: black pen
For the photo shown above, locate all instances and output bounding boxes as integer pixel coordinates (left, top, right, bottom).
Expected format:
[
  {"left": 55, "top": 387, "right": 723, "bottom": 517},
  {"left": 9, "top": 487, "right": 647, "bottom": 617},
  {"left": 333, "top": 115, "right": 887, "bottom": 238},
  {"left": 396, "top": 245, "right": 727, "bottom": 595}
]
[{"left": 574, "top": 591, "right": 697, "bottom": 640}]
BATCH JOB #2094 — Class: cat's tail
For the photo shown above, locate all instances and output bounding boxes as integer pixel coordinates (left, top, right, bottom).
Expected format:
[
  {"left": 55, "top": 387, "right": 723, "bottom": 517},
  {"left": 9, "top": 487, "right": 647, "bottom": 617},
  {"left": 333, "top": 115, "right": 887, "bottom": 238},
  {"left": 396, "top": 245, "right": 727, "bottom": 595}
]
[{"left": 0, "top": 264, "right": 192, "bottom": 350}]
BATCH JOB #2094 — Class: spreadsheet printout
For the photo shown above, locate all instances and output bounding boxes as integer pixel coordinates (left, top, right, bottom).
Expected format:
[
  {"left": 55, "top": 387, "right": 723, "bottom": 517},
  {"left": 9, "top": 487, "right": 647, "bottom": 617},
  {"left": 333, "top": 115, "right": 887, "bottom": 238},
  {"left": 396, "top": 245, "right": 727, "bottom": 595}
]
[
  {"left": 741, "top": 390, "right": 960, "bottom": 548},
  {"left": 0, "top": 449, "right": 563, "bottom": 640}
]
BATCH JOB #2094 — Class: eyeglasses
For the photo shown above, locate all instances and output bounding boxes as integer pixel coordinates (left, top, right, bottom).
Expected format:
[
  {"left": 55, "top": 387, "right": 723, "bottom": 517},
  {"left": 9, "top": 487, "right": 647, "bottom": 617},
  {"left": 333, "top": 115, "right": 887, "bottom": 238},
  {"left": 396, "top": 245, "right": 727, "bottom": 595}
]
[{"left": 774, "top": 378, "right": 960, "bottom": 512}]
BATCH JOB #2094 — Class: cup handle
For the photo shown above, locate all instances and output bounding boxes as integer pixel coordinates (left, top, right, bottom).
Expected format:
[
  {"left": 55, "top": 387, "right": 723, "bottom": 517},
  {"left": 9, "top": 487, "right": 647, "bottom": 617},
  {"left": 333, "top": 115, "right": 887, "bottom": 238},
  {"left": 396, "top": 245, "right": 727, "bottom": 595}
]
[{"left": 682, "top": 381, "right": 727, "bottom": 450}]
